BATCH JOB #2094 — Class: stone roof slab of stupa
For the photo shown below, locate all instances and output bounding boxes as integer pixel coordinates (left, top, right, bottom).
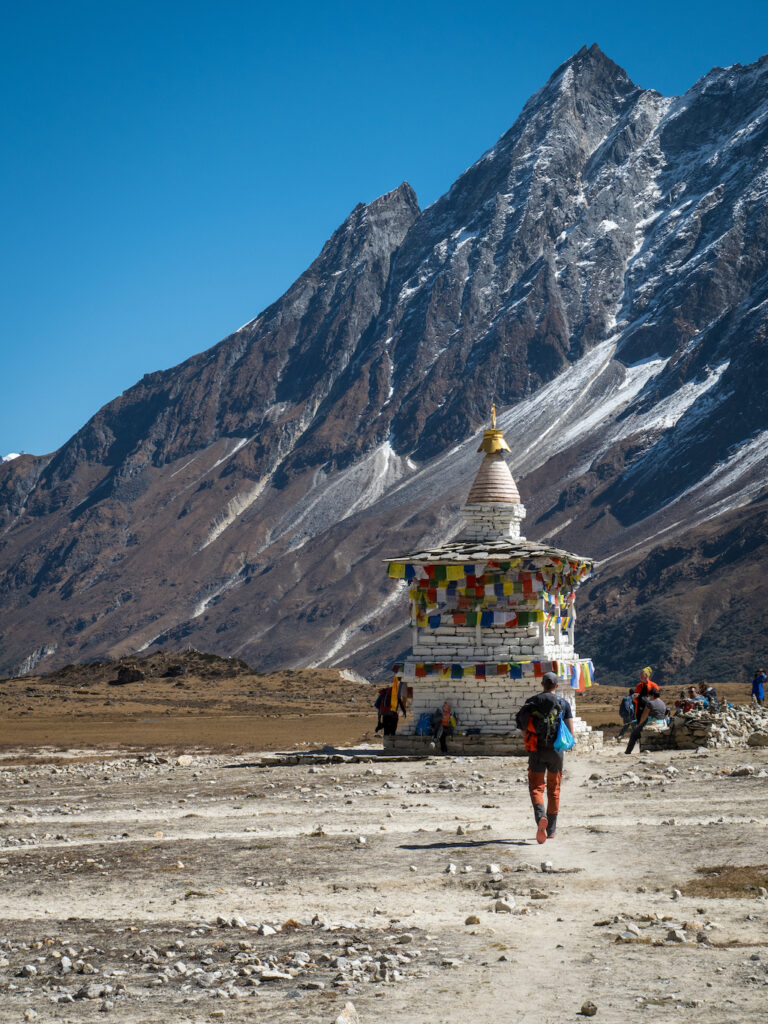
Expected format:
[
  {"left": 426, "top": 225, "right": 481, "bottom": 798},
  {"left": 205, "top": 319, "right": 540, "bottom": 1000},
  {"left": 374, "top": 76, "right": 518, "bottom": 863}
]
[{"left": 384, "top": 538, "right": 594, "bottom": 570}]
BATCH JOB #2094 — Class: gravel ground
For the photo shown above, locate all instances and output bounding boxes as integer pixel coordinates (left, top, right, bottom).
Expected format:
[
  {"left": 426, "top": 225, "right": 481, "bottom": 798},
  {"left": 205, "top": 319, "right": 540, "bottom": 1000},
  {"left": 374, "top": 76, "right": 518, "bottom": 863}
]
[{"left": 1, "top": 742, "right": 767, "bottom": 1023}]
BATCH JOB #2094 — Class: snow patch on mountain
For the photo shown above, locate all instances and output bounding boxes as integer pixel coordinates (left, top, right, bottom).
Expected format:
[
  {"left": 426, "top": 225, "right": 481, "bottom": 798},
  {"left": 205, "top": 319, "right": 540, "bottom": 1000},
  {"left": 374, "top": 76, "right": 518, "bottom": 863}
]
[
  {"left": 311, "top": 586, "right": 404, "bottom": 667},
  {"left": 278, "top": 442, "right": 411, "bottom": 554},
  {"left": 13, "top": 644, "right": 57, "bottom": 677},
  {"left": 614, "top": 361, "right": 731, "bottom": 442},
  {"left": 200, "top": 477, "right": 270, "bottom": 551},
  {"left": 192, "top": 563, "right": 248, "bottom": 619}
]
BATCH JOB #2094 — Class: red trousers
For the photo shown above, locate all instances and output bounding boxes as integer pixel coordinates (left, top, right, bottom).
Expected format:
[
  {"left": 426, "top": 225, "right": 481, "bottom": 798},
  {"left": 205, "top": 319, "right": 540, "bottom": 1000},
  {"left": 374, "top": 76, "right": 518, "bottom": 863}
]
[{"left": 527, "top": 748, "right": 563, "bottom": 816}]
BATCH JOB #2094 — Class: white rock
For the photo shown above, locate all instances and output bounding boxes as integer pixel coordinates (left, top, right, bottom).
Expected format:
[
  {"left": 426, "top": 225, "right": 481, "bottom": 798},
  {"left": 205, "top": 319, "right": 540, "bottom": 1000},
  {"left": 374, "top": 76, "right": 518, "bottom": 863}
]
[
  {"left": 445, "top": 863, "right": 457, "bottom": 875},
  {"left": 486, "top": 863, "right": 501, "bottom": 874},
  {"left": 335, "top": 1001, "right": 360, "bottom": 1024}
]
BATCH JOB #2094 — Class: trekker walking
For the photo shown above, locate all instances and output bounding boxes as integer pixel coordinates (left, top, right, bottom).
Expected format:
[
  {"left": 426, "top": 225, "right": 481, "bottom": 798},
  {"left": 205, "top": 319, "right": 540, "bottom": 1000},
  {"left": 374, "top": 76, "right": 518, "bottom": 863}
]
[
  {"left": 625, "top": 694, "right": 667, "bottom": 754},
  {"left": 752, "top": 670, "right": 766, "bottom": 706},
  {"left": 617, "top": 688, "right": 636, "bottom": 739},
  {"left": 380, "top": 676, "right": 408, "bottom": 736},
  {"left": 430, "top": 701, "right": 457, "bottom": 753},
  {"left": 516, "top": 672, "right": 574, "bottom": 844}
]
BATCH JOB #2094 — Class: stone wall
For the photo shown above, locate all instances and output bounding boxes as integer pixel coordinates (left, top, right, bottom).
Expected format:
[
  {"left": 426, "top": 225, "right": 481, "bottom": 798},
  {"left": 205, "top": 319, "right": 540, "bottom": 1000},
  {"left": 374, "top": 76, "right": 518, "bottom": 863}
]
[
  {"left": 412, "top": 623, "right": 578, "bottom": 663},
  {"left": 403, "top": 673, "right": 564, "bottom": 733},
  {"left": 640, "top": 705, "right": 768, "bottom": 751},
  {"left": 384, "top": 729, "right": 604, "bottom": 757},
  {"left": 399, "top": 668, "right": 595, "bottom": 737}
]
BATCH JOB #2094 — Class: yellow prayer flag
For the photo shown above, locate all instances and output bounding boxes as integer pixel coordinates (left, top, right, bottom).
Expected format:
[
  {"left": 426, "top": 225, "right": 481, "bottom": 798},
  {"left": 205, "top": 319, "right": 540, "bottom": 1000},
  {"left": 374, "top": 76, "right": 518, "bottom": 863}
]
[{"left": 388, "top": 562, "right": 406, "bottom": 578}]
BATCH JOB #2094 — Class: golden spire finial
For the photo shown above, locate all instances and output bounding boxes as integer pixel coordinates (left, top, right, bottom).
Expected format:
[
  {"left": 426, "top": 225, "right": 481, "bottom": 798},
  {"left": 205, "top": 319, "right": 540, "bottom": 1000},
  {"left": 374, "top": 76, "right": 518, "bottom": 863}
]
[{"left": 477, "top": 402, "right": 511, "bottom": 455}]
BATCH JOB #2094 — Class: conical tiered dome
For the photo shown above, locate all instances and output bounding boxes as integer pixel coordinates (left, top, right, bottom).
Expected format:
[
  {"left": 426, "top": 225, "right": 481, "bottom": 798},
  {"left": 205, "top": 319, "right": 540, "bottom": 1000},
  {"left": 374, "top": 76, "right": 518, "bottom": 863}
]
[
  {"left": 460, "top": 408, "right": 526, "bottom": 541},
  {"left": 466, "top": 453, "right": 521, "bottom": 504}
]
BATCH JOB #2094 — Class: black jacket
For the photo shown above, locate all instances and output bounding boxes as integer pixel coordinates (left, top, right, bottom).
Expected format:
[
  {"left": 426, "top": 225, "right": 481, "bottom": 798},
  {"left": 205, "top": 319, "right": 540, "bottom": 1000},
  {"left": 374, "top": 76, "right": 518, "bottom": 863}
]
[{"left": 516, "top": 692, "right": 572, "bottom": 735}]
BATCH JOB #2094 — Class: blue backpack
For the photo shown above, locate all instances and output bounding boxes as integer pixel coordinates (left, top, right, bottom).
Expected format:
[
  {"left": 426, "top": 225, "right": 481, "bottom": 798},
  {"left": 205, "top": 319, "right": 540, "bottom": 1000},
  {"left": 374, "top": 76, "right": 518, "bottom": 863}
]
[
  {"left": 415, "top": 713, "right": 432, "bottom": 736},
  {"left": 619, "top": 695, "right": 635, "bottom": 721}
]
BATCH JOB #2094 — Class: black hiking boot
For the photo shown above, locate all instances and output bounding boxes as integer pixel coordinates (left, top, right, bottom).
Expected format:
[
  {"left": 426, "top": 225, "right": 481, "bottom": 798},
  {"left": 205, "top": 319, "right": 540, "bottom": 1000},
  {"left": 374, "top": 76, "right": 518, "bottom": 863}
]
[{"left": 546, "top": 814, "right": 557, "bottom": 839}]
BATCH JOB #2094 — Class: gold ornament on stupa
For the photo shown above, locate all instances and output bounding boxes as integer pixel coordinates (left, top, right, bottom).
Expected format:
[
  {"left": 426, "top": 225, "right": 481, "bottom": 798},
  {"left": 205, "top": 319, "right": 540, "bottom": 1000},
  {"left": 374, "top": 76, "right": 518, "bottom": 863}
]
[{"left": 477, "top": 402, "right": 511, "bottom": 454}]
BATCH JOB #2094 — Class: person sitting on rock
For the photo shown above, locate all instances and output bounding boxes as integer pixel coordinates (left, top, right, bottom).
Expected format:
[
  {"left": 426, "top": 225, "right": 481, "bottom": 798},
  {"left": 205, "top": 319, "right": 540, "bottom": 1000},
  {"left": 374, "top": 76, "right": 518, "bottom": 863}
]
[
  {"left": 625, "top": 693, "right": 667, "bottom": 754},
  {"left": 674, "top": 689, "right": 698, "bottom": 714},
  {"left": 697, "top": 682, "right": 719, "bottom": 712}
]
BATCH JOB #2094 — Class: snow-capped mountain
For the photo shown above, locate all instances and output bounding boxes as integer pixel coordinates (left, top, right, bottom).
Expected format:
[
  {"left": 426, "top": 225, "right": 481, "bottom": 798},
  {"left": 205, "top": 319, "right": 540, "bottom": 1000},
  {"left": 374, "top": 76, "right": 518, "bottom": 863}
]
[{"left": 1, "top": 44, "right": 767, "bottom": 683}]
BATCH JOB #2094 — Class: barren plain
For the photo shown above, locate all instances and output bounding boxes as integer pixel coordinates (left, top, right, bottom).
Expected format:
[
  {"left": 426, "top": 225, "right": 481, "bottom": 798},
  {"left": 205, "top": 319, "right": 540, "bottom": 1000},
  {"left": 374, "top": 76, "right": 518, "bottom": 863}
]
[{"left": 0, "top": 665, "right": 766, "bottom": 1023}]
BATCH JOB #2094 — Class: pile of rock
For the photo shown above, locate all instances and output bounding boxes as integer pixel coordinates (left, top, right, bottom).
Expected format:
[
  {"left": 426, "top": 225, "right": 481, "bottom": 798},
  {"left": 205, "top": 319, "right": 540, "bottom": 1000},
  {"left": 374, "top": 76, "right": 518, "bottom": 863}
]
[{"left": 641, "top": 704, "right": 768, "bottom": 751}]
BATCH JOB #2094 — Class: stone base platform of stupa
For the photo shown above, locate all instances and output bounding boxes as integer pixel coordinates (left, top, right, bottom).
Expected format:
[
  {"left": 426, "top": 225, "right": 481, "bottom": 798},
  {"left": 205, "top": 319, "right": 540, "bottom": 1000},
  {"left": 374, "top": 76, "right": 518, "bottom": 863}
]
[{"left": 383, "top": 727, "right": 603, "bottom": 757}]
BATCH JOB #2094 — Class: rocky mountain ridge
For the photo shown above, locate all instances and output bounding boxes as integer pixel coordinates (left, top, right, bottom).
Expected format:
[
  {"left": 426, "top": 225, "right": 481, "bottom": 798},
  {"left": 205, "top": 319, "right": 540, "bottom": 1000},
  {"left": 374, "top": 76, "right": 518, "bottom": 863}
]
[{"left": 1, "top": 44, "right": 767, "bottom": 684}]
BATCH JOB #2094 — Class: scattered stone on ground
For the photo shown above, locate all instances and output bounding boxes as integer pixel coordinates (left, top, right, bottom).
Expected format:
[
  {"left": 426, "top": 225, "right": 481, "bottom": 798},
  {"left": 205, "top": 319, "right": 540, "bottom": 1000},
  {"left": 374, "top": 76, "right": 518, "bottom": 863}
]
[{"left": 0, "top": 724, "right": 767, "bottom": 1022}]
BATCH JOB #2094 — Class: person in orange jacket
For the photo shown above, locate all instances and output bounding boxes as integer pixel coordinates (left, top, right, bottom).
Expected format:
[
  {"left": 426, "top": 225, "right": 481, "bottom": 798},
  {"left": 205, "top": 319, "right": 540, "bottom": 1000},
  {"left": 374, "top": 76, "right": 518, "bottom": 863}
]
[{"left": 633, "top": 667, "right": 660, "bottom": 719}]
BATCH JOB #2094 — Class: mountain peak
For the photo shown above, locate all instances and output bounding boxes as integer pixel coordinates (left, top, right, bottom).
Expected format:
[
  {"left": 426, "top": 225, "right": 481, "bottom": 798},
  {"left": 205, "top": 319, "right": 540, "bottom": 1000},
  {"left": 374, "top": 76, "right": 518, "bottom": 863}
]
[
  {"left": 552, "top": 42, "right": 637, "bottom": 93},
  {"left": 2, "top": 50, "right": 767, "bottom": 689},
  {"left": 366, "top": 181, "right": 421, "bottom": 221}
]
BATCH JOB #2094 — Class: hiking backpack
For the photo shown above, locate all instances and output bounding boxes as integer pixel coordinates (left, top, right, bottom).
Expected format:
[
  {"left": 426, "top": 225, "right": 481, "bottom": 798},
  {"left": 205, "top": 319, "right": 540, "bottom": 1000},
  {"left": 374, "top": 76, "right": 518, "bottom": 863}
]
[
  {"left": 531, "top": 703, "right": 562, "bottom": 747},
  {"left": 619, "top": 695, "right": 634, "bottom": 721}
]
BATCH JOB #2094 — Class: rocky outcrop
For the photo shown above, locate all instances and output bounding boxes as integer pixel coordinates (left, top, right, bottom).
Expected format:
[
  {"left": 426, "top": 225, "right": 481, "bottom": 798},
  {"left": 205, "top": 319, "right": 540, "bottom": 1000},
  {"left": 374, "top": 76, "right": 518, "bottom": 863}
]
[
  {"left": 641, "top": 704, "right": 768, "bottom": 750},
  {"left": 1, "top": 46, "right": 767, "bottom": 682}
]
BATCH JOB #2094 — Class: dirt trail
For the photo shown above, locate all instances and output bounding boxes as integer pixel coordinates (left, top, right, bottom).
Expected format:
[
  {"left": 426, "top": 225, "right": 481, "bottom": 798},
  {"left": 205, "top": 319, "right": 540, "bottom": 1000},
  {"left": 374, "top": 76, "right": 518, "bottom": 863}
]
[{"left": 0, "top": 736, "right": 766, "bottom": 1023}]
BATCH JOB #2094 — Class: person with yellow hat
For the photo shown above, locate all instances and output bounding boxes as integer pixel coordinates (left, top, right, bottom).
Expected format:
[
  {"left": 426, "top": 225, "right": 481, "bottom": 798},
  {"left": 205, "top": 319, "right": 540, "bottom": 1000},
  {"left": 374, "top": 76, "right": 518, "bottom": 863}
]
[{"left": 632, "top": 667, "right": 659, "bottom": 720}]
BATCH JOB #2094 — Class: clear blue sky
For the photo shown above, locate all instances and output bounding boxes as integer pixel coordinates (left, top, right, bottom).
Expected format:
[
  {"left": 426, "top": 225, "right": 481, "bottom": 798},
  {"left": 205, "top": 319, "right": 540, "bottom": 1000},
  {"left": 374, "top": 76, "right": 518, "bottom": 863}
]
[{"left": 2, "top": 0, "right": 767, "bottom": 456}]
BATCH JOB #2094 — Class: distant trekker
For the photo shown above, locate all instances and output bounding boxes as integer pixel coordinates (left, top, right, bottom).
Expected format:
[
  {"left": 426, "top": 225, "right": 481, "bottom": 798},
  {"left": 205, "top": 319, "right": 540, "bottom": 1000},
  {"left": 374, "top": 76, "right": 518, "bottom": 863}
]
[
  {"left": 516, "top": 672, "right": 574, "bottom": 844},
  {"left": 430, "top": 701, "right": 457, "bottom": 753},
  {"left": 752, "top": 669, "right": 766, "bottom": 706},
  {"left": 633, "top": 667, "right": 660, "bottom": 719},
  {"left": 617, "top": 688, "right": 636, "bottom": 739},
  {"left": 378, "top": 676, "right": 408, "bottom": 736}
]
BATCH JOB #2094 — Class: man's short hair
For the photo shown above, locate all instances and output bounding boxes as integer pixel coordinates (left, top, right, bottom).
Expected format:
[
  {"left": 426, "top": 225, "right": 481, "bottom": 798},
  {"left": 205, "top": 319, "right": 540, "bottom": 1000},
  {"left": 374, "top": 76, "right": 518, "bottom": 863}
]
[{"left": 542, "top": 672, "right": 559, "bottom": 691}]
